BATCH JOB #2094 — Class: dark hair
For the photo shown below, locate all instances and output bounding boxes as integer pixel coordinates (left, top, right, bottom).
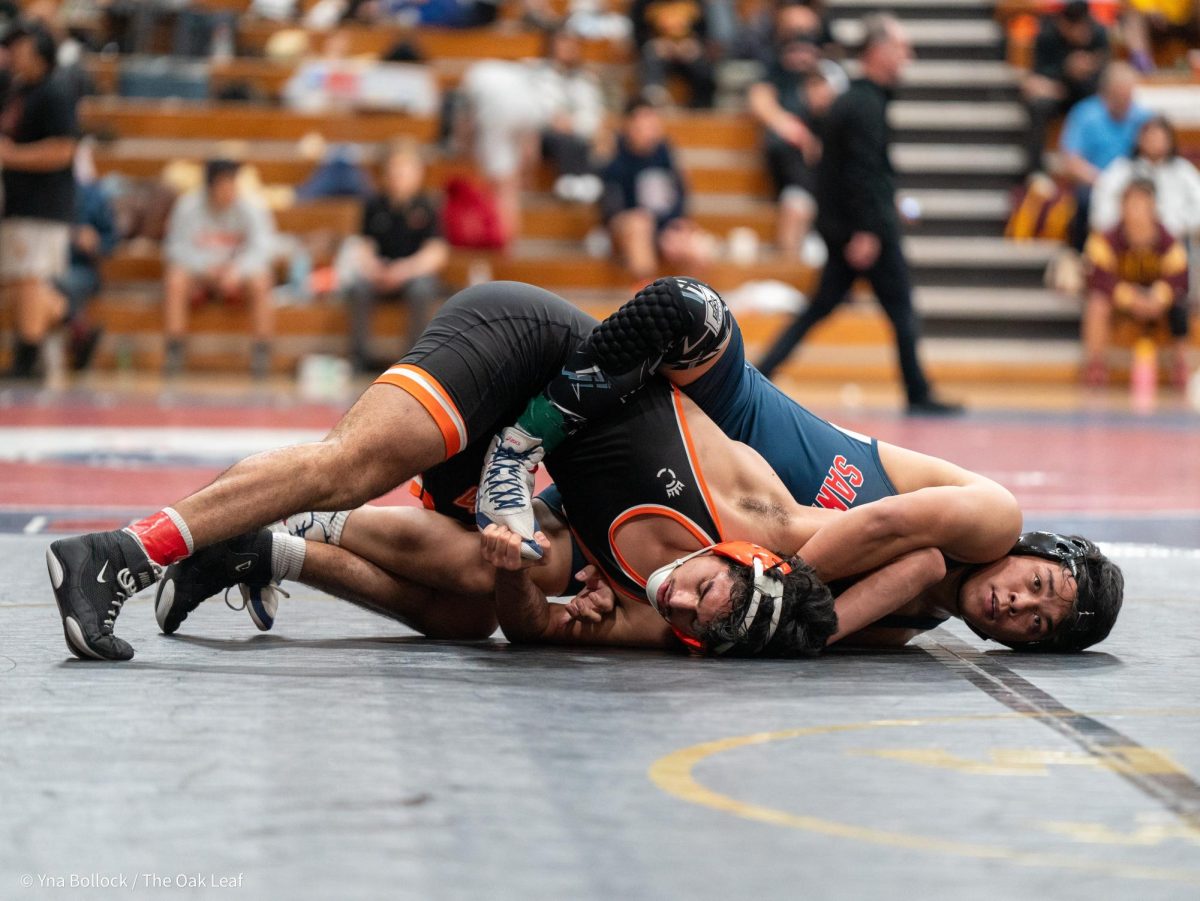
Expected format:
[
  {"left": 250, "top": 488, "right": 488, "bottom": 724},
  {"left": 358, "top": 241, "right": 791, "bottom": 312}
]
[
  {"left": 624, "top": 94, "right": 658, "bottom": 118},
  {"left": 1122, "top": 176, "right": 1157, "bottom": 201},
  {"left": 4, "top": 21, "right": 57, "bottom": 71},
  {"left": 1060, "top": 0, "right": 1090, "bottom": 22},
  {"left": 702, "top": 556, "right": 838, "bottom": 657},
  {"left": 1135, "top": 115, "right": 1178, "bottom": 161},
  {"left": 204, "top": 158, "right": 240, "bottom": 187},
  {"left": 999, "top": 536, "right": 1124, "bottom": 653}
]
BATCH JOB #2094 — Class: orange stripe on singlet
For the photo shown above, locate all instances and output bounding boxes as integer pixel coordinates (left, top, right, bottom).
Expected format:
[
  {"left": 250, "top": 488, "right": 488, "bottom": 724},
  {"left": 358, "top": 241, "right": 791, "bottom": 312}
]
[
  {"left": 670, "top": 386, "right": 726, "bottom": 540},
  {"left": 373, "top": 363, "right": 467, "bottom": 457},
  {"left": 606, "top": 504, "right": 718, "bottom": 592}
]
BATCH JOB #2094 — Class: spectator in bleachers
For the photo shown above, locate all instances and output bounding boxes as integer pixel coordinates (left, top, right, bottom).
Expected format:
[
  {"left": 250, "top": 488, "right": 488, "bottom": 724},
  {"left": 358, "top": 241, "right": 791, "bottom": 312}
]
[
  {"left": 1122, "top": 0, "right": 1199, "bottom": 73},
  {"left": 748, "top": 1, "right": 837, "bottom": 264},
  {"left": 0, "top": 22, "right": 78, "bottom": 379},
  {"left": 460, "top": 27, "right": 605, "bottom": 238},
  {"left": 162, "top": 159, "right": 277, "bottom": 379},
  {"left": 1059, "top": 61, "right": 1150, "bottom": 249},
  {"left": 600, "top": 96, "right": 713, "bottom": 280},
  {"left": 630, "top": 0, "right": 716, "bottom": 108},
  {"left": 1082, "top": 178, "right": 1190, "bottom": 388},
  {"left": 344, "top": 142, "right": 448, "bottom": 373},
  {"left": 251, "top": 0, "right": 300, "bottom": 20},
  {"left": 54, "top": 138, "right": 118, "bottom": 372},
  {"left": 1020, "top": 0, "right": 1109, "bottom": 178},
  {"left": 343, "top": 0, "right": 501, "bottom": 28},
  {"left": 1091, "top": 115, "right": 1200, "bottom": 239}
]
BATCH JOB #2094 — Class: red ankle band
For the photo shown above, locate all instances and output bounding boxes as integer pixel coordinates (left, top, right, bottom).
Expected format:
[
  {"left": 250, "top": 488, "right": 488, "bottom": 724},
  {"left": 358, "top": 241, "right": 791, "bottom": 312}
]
[{"left": 126, "top": 510, "right": 190, "bottom": 565}]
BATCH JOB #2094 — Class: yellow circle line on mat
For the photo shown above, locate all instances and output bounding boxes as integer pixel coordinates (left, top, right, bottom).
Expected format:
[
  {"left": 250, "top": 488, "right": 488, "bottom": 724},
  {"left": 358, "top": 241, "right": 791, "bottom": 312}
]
[{"left": 647, "top": 710, "right": 1200, "bottom": 885}]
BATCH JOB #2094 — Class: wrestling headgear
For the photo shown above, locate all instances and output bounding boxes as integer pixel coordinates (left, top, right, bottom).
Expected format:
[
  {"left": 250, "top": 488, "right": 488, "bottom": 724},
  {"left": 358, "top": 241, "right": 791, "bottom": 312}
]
[
  {"left": 967, "top": 531, "right": 1119, "bottom": 652},
  {"left": 645, "top": 541, "right": 792, "bottom": 653}
]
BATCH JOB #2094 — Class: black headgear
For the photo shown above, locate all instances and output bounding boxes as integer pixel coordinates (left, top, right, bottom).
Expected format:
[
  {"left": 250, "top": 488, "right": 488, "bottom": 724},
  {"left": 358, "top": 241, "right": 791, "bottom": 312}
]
[{"left": 964, "top": 531, "right": 1101, "bottom": 651}]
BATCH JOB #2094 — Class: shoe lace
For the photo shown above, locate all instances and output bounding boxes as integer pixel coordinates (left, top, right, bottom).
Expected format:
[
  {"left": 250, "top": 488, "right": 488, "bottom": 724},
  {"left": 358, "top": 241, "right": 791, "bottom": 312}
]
[
  {"left": 224, "top": 584, "right": 289, "bottom": 612},
  {"left": 102, "top": 568, "right": 139, "bottom": 630},
  {"left": 482, "top": 445, "right": 536, "bottom": 512}
]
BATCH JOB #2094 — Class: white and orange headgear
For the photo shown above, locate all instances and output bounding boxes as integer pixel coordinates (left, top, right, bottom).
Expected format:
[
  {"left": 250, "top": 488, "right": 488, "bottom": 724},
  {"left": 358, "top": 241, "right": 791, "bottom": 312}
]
[{"left": 644, "top": 541, "right": 793, "bottom": 653}]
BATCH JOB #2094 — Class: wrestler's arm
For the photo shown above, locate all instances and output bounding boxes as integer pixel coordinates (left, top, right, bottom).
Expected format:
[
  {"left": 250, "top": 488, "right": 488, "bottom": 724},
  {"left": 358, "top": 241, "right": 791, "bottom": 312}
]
[
  {"left": 482, "top": 525, "right": 677, "bottom": 650},
  {"left": 826, "top": 547, "right": 946, "bottom": 647},
  {"left": 794, "top": 481, "right": 1020, "bottom": 583}
]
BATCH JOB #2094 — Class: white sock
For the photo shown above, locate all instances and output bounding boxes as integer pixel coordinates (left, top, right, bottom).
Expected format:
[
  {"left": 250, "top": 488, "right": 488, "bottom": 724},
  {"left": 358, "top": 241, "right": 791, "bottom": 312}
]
[
  {"left": 163, "top": 507, "right": 195, "bottom": 555},
  {"left": 270, "top": 533, "right": 307, "bottom": 583},
  {"left": 278, "top": 511, "right": 349, "bottom": 545}
]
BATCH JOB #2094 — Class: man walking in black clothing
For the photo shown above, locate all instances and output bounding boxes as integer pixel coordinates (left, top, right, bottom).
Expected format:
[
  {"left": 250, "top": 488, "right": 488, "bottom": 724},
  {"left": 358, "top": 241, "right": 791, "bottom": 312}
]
[{"left": 757, "top": 15, "right": 961, "bottom": 416}]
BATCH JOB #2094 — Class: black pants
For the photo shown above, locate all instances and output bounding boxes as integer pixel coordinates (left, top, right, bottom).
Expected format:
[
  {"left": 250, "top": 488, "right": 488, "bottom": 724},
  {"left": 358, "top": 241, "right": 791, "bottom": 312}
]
[
  {"left": 639, "top": 47, "right": 716, "bottom": 108},
  {"left": 757, "top": 231, "right": 932, "bottom": 405},
  {"left": 541, "top": 131, "right": 594, "bottom": 178}
]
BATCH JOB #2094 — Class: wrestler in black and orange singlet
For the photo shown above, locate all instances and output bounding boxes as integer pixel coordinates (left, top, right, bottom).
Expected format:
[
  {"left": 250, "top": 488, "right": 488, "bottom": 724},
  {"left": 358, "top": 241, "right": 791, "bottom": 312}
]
[{"left": 545, "top": 379, "right": 725, "bottom": 602}]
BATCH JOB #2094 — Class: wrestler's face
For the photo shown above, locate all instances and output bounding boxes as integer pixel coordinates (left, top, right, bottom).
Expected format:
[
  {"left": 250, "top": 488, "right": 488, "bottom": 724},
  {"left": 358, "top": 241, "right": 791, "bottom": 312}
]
[
  {"left": 958, "top": 556, "right": 1077, "bottom": 644},
  {"left": 653, "top": 554, "right": 735, "bottom": 640}
]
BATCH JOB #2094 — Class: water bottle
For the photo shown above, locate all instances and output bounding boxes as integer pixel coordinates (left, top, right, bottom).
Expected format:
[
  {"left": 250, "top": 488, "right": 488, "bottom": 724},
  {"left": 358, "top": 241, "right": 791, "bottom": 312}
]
[
  {"left": 1130, "top": 336, "right": 1157, "bottom": 414},
  {"left": 288, "top": 246, "right": 313, "bottom": 304}
]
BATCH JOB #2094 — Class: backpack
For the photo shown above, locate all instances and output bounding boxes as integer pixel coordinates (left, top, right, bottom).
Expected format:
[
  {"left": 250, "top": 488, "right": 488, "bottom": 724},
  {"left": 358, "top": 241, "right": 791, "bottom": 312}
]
[{"left": 442, "top": 177, "right": 508, "bottom": 250}]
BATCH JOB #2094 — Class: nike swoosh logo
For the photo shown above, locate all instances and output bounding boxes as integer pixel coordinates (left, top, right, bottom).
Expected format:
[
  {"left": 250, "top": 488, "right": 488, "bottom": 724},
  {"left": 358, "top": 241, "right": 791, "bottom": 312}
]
[
  {"left": 235, "top": 559, "right": 253, "bottom": 573},
  {"left": 97, "top": 561, "right": 109, "bottom": 584}
]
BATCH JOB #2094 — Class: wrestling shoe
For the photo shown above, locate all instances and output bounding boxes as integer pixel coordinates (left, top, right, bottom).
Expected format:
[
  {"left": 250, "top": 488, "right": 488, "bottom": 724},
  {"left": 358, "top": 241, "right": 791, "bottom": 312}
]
[
  {"left": 224, "top": 582, "right": 286, "bottom": 632},
  {"left": 155, "top": 529, "right": 274, "bottom": 634},
  {"left": 476, "top": 425, "right": 545, "bottom": 560},
  {"left": 46, "top": 530, "right": 162, "bottom": 661}
]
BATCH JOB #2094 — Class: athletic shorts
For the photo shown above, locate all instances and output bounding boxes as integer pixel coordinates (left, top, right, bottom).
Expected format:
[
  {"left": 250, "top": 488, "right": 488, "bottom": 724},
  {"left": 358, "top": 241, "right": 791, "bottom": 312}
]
[
  {"left": 0, "top": 218, "right": 69, "bottom": 281},
  {"left": 375, "top": 281, "right": 597, "bottom": 526}
]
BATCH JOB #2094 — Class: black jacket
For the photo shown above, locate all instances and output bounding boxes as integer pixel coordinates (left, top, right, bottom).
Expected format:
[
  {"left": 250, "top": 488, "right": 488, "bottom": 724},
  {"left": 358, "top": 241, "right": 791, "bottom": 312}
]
[{"left": 814, "top": 78, "right": 898, "bottom": 245}]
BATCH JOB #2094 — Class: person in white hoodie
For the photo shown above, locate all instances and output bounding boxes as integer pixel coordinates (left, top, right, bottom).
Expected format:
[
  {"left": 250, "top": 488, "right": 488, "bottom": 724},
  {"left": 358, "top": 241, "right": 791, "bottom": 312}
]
[
  {"left": 1091, "top": 116, "right": 1200, "bottom": 304},
  {"left": 1091, "top": 115, "right": 1200, "bottom": 238},
  {"left": 162, "top": 159, "right": 277, "bottom": 378},
  {"left": 460, "top": 27, "right": 605, "bottom": 239}
]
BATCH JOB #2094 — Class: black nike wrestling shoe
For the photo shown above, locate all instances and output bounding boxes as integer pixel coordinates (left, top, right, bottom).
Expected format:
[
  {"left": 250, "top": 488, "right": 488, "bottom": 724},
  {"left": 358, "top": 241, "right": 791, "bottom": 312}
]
[
  {"left": 155, "top": 529, "right": 274, "bottom": 635},
  {"left": 46, "top": 530, "right": 162, "bottom": 661}
]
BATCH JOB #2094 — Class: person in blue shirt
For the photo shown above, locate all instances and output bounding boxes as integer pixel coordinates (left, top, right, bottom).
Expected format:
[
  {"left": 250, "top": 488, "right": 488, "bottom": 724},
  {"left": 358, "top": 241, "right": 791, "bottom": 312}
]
[{"left": 1059, "top": 62, "right": 1151, "bottom": 249}]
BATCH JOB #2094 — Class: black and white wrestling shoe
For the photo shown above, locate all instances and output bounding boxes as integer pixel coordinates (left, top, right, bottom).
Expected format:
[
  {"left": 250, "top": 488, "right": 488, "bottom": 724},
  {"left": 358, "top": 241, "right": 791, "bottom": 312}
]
[
  {"left": 155, "top": 530, "right": 275, "bottom": 635},
  {"left": 47, "top": 530, "right": 161, "bottom": 661}
]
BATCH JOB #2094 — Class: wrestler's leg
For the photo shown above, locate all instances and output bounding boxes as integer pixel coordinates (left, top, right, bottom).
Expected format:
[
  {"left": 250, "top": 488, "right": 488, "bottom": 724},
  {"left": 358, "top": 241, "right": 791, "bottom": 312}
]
[
  {"left": 307, "top": 502, "right": 574, "bottom": 600},
  {"left": 516, "top": 277, "right": 734, "bottom": 450},
  {"left": 298, "top": 541, "right": 498, "bottom": 641},
  {"left": 176, "top": 385, "right": 444, "bottom": 548},
  {"left": 478, "top": 277, "right": 736, "bottom": 546},
  {"left": 50, "top": 281, "right": 592, "bottom": 660}
]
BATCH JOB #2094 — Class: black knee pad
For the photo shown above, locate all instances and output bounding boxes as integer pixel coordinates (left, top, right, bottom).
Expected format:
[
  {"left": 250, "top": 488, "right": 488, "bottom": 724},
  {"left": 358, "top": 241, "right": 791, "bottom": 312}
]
[{"left": 583, "top": 277, "right": 732, "bottom": 375}]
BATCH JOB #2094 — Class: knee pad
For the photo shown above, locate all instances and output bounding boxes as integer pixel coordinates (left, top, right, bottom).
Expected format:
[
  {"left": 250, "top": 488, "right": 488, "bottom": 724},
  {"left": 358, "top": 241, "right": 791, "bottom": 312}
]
[{"left": 583, "top": 277, "right": 732, "bottom": 375}]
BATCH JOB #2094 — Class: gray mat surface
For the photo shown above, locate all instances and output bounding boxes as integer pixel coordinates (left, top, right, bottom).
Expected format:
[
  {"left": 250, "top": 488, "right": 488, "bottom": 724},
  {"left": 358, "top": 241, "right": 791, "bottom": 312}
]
[{"left": 2, "top": 535, "right": 1198, "bottom": 901}]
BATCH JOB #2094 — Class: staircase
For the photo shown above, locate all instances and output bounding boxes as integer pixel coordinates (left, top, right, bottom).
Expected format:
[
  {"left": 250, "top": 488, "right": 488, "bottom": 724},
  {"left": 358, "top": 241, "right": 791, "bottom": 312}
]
[{"left": 818, "top": 0, "right": 1082, "bottom": 379}]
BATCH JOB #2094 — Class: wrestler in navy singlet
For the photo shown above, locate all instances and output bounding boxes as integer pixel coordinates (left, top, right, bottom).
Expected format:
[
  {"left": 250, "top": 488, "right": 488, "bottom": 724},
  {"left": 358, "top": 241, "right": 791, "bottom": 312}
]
[{"left": 685, "top": 322, "right": 897, "bottom": 511}]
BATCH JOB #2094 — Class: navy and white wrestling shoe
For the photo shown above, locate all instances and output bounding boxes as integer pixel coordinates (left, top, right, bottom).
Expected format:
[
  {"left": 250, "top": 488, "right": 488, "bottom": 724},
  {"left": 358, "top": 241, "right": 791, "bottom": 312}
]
[
  {"left": 475, "top": 425, "right": 545, "bottom": 559},
  {"left": 155, "top": 530, "right": 277, "bottom": 634},
  {"left": 47, "top": 530, "right": 161, "bottom": 661}
]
